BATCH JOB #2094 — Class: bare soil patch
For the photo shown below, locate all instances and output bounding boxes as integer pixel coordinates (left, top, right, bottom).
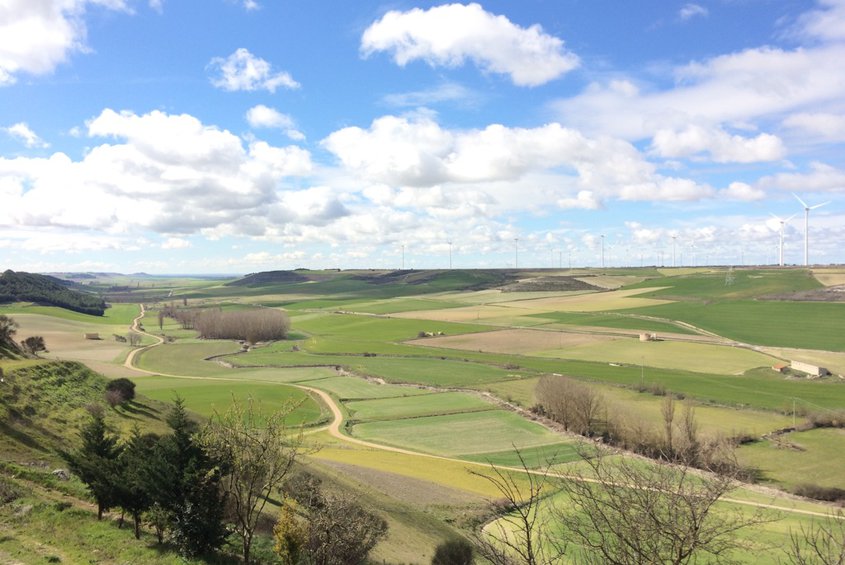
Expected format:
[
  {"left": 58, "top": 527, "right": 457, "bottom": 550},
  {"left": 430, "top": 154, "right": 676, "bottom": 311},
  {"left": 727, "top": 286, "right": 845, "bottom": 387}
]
[
  {"left": 762, "top": 285, "right": 845, "bottom": 302},
  {"left": 501, "top": 276, "right": 601, "bottom": 292}
]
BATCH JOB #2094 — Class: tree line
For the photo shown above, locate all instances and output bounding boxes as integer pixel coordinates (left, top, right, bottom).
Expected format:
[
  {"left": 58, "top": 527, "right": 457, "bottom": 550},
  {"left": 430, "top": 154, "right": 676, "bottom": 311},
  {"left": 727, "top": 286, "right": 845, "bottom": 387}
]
[{"left": 160, "top": 304, "right": 290, "bottom": 343}]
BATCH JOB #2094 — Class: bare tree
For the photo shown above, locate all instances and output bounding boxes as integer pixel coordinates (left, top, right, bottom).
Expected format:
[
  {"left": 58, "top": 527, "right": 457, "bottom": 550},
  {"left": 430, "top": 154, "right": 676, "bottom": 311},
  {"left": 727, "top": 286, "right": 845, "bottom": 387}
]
[
  {"left": 199, "top": 397, "right": 304, "bottom": 565},
  {"left": 470, "top": 449, "right": 565, "bottom": 565},
  {"left": 127, "top": 332, "right": 142, "bottom": 346},
  {"left": 536, "top": 375, "right": 604, "bottom": 436},
  {"left": 786, "top": 511, "right": 845, "bottom": 565},
  {"left": 661, "top": 395, "right": 676, "bottom": 455},
  {"left": 554, "top": 443, "right": 769, "bottom": 565}
]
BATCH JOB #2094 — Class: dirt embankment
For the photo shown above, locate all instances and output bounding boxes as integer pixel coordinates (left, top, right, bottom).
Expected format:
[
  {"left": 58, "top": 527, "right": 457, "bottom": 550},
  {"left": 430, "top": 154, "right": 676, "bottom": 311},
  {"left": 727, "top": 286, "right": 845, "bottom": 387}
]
[{"left": 761, "top": 285, "right": 845, "bottom": 302}]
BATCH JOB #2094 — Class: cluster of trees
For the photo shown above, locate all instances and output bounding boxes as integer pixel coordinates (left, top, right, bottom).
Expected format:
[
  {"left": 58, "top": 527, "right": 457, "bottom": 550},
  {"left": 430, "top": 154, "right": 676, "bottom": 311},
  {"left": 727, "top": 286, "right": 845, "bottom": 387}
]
[
  {"left": 160, "top": 304, "right": 290, "bottom": 343},
  {"left": 0, "top": 314, "right": 47, "bottom": 357},
  {"left": 534, "top": 375, "right": 741, "bottom": 474},
  {"left": 61, "top": 396, "right": 386, "bottom": 564},
  {"left": 61, "top": 400, "right": 228, "bottom": 556},
  {"left": 0, "top": 270, "right": 106, "bottom": 315}
]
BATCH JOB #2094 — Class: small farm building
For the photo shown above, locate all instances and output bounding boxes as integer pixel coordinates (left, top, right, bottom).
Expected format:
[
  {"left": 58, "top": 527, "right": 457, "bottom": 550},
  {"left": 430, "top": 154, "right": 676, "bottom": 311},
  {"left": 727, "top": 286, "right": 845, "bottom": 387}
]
[{"left": 790, "top": 361, "right": 830, "bottom": 378}]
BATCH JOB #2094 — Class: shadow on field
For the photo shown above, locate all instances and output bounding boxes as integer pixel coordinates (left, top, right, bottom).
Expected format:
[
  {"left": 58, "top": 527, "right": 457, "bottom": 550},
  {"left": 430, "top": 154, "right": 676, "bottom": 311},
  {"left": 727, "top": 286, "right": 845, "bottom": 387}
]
[
  {"left": 0, "top": 419, "right": 47, "bottom": 452},
  {"left": 118, "top": 401, "right": 161, "bottom": 420}
]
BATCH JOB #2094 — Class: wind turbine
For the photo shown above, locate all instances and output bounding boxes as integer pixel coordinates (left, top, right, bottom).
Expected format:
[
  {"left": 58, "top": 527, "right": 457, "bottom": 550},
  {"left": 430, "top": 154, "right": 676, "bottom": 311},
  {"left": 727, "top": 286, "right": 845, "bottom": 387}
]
[
  {"left": 770, "top": 213, "right": 796, "bottom": 267},
  {"left": 793, "top": 194, "right": 830, "bottom": 267}
]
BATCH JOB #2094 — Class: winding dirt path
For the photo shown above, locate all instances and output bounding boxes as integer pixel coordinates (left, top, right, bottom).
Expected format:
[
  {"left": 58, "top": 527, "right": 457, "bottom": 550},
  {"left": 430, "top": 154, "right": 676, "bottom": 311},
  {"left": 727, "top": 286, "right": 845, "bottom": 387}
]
[
  {"left": 123, "top": 304, "right": 164, "bottom": 371},
  {"left": 120, "top": 304, "right": 840, "bottom": 520}
]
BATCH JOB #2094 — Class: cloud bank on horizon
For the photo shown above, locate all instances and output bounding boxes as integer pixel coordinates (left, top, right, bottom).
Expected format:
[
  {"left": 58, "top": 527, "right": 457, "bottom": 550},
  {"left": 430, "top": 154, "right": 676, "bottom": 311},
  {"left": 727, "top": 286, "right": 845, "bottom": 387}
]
[{"left": 0, "top": 0, "right": 843, "bottom": 273}]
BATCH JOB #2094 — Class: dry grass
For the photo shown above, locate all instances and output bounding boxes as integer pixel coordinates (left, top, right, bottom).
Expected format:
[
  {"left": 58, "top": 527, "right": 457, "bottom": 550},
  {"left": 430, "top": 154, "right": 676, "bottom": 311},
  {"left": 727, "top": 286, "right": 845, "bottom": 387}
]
[
  {"left": 393, "top": 287, "right": 673, "bottom": 324},
  {"left": 576, "top": 275, "right": 646, "bottom": 289},
  {"left": 812, "top": 269, "right": 845, "bottom": 286},
  {"left": 417, "top": 328, "right": 615, "bottom": 355},
  {"left": 758, "top": 346, "right": 845, "bottom": 376},
  {"left": 11, "top": 313, "right": 132, "bottom": 364}
]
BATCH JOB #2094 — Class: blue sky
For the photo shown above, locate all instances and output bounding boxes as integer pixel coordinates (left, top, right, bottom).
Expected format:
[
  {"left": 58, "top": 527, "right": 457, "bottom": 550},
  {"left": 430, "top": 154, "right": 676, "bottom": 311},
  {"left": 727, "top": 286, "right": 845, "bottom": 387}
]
[{"left": 1, "top": 0, "right": 843, "bottom": 274}]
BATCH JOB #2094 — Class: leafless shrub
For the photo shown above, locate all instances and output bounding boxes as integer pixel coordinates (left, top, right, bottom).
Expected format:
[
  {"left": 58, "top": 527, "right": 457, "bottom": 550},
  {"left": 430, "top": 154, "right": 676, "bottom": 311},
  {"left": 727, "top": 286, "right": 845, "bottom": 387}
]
[
  {"left": 554, "top": 443, "right": 770, "bottom": 565},
  {"left": 786, "top": 511, "right": 845, "bottom": 565}
]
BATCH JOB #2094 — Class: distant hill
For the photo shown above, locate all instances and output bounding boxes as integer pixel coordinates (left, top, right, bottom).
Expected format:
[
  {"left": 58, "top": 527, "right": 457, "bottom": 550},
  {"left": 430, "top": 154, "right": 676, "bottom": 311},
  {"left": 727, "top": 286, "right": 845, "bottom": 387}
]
[
  {"left": 228, "top": 269, "right": 312, "bottom": 286},
  {"left": 0, "top": 270, "right": 107, "bottom": 316},
  {"left": 228, "top": 268, "right": 524, "bottom": 292}
]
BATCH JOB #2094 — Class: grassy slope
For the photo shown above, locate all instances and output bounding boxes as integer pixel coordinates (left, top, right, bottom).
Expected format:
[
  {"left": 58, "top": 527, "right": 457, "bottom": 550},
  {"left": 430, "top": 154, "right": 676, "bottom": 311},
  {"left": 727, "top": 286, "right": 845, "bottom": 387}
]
[{"left": 0, "top": 360, "right": 234, "bottom": 564}]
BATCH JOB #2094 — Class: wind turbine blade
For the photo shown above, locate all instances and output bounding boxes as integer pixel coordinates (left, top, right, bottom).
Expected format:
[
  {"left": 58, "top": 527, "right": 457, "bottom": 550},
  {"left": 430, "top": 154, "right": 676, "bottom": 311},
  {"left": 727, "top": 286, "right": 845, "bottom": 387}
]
[
  {"left": 810, "top": 201, "right": 831, "bottom": 210},
  {"left": 770, "top": 213, "right": 782, "bottom": 221},
  {"left": 793, "top": 193, "right": 809, "bottom": 209},
  {"left": 785, "top": 214, "right": 797, "bottom": 222}
]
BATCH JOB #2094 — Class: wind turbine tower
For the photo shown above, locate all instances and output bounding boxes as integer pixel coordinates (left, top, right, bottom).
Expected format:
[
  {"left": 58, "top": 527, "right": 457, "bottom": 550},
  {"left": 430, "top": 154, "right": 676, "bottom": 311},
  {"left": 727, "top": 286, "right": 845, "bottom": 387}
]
[
  {"left": 793, "top": 194, "right": 830, "bottom": 267},
  {"left": 771, "top": 213, "right": 796, "bottom": 267}
]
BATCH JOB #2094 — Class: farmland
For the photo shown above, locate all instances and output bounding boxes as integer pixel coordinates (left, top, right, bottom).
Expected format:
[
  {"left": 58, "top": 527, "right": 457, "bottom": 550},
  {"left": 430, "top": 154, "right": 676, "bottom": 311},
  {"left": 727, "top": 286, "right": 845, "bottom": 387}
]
[{"left": 2, "top": 266, "right": 844, "bottom": 563}]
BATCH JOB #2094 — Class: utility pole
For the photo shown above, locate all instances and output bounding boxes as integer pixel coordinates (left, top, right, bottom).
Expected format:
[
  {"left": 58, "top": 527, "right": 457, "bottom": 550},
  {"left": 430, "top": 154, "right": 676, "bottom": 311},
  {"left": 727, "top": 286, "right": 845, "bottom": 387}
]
[
  {"left": 672, "top": 235, "right": 677, "bottom": 268},
  {"left": 600, "top": 234, "right": 605, "bottom": 269},
  {"left": 401, "top": 244, "right": 405, "bottom": 270},
  {"left": 514, "top": 238, "right": 519, "bottom": 268}
]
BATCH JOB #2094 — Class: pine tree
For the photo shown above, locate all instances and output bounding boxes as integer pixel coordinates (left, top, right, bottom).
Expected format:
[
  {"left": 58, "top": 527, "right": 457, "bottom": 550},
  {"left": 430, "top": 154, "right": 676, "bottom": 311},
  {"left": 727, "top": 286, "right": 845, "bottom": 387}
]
[{"left": 61, "top": 407, "right": 123, "bottom": 520}]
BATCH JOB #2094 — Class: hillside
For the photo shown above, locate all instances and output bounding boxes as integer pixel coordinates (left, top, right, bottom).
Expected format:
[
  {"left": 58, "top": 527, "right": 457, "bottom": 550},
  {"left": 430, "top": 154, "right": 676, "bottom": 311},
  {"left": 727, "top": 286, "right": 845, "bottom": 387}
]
[
  {"left": 0, "top": 361, "right": 170, "bottom": 461},
  {"left": 0, "top": 361, "right": 214, "bottom": 564},
  {"left": 0, "top": 270, "right": 106, "bottom": 316}
]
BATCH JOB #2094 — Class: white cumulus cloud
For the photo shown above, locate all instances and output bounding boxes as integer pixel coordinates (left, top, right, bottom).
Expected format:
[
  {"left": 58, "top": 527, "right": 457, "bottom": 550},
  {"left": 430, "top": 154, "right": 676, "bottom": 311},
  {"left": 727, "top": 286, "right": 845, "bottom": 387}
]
[
  {"left": 4, "top": 122, "right": 49, "bottom": 148},
  {"left": 361, "top": 3, "right": 579, "bottom": 87},
  {"left": 246, "top": 105, "right": 304, "bottom": 140},
  {"left": 208, "top": 48, "right": 299, "bottom": 92},
  {"left": 0, "top": 0, "right": 130, "bottom": 86},
  {"left": 322, "top": 113, "right": 715, "bottom": 209},
  {"left": 0, "top": 109, "right": 313, "bottom": 237},
  {"left": 651, "top": 125, "right": 785, "bottom": 163}
]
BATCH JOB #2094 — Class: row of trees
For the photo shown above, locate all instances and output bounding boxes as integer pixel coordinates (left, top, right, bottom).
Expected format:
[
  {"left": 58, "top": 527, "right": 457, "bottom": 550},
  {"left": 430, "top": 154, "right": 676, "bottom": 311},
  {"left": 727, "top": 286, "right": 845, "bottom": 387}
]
[
  {"left": 535, "top": 375, "right": 740, "bottom": 472},
  {"left": 473, "top": 444, "right": 768, "bottom": 565}
]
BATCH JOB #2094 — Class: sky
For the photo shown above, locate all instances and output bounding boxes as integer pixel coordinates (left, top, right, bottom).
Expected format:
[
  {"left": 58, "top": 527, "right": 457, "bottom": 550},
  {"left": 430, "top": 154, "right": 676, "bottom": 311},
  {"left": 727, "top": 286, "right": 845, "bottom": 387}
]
[{"left": 1, "top": 0, "right": 844, "bottom": 274}]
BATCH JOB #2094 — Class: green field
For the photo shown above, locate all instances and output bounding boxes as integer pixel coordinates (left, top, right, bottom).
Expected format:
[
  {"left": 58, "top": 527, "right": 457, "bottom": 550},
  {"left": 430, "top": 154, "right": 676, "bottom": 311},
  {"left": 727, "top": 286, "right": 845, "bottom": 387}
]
[
  {"left": 737, "top": 427, "right": 845, "bottom": 490},
  {"left": 133, "top": 375, "right": 325, "bottom": 426},
  {"left": 346, "top": 391, "right": 495, "bottom": 421},
  {"left": 460, "top": 442, "right": 581, "bottom": 468},
  {"left": 0, "top": 302, "right": 140, "bottom": 325},
  {"left": 627, "top": 268, "right": 822, "bottom": 300},
  {"left": 135, "top": 340, "right": 242, "bottom": 376},
  {"left": 530, "top": 311, "right": 696, "bottom": 334},
  {"left": 352, "top": 409, "right": 565, "bottom": 456},
  {"left": 300, "top": 375, "right": 431, "bottom": 399},
  {"left": 622, "top": 300, "right": 845, "bottom": 351}
]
